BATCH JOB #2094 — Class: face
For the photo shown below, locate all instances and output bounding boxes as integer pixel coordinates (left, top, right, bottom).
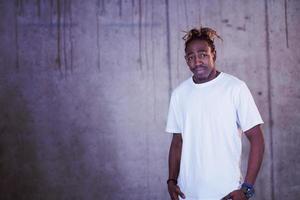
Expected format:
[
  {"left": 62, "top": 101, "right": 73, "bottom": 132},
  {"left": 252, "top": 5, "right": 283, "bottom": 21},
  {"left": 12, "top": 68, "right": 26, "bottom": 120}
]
[{"left": 185, "top": 40, "right": 216, "bottom": 82}]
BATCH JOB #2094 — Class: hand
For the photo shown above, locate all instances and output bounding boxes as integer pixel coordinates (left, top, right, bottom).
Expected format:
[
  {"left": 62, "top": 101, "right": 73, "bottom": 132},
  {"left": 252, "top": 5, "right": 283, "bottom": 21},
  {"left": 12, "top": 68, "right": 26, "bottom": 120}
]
[
  {"left": 167, "top": 182, "right": 185, "bottom": 200},
  {"left": 221, "top": 189, "right": 247, "bottom": 200}
]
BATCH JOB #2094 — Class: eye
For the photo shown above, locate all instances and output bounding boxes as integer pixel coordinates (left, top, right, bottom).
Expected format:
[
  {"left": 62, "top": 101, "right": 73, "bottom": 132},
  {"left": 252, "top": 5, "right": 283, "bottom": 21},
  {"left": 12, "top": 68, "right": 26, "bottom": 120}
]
[
  {"left": 187, "top": 55, "right": 195, "bottom": 62},
  {"left": 199, "top": 53, "right": 208, "bottom": 58}
]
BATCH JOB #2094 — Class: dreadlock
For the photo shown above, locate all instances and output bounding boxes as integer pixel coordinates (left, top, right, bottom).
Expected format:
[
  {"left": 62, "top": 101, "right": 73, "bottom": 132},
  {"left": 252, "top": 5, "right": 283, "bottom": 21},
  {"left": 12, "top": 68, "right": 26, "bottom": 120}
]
[{"left": 183, "top": 27, "right": 222, "bottom": 61}]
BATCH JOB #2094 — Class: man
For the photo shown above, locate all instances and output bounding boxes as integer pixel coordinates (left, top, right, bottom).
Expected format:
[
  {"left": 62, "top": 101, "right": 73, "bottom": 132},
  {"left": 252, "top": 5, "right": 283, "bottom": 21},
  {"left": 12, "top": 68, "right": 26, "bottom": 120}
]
[{"left": 166, "top": 27, "right": 265, "bottom": 200}]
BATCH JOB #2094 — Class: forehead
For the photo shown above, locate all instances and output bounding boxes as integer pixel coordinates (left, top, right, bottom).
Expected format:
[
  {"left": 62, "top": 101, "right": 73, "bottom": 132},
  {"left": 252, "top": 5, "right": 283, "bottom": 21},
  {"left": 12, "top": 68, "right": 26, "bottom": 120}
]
[{"left": 185, "top": 40, "right": 211, "bottom": 54}]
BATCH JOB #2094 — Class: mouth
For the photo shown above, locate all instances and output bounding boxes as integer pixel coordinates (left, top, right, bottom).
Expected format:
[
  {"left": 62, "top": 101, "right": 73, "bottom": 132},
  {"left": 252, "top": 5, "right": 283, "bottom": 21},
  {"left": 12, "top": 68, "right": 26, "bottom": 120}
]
[{"left": 193, "top": 65, "right": 207, "bottom": 73}]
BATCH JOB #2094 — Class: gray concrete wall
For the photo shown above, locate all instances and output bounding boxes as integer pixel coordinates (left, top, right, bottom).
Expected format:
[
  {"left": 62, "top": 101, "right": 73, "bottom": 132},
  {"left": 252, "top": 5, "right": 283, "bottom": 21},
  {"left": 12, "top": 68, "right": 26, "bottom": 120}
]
[{"left": 0, "top": 0, "right": 299, "bottom": 199}]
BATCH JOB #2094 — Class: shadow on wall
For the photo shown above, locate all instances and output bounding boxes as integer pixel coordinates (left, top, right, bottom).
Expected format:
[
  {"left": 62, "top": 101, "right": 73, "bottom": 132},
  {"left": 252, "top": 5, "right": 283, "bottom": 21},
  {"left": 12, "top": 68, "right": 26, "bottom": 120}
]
[
  {"left": 0, "top": 83, "right": 41, "bottom": 199},
  {"left": 38, "top": 83, "right": 123, "bottom": 200},
  {"left": 0, "top": 79, "right": 121, "bottom": 200}
]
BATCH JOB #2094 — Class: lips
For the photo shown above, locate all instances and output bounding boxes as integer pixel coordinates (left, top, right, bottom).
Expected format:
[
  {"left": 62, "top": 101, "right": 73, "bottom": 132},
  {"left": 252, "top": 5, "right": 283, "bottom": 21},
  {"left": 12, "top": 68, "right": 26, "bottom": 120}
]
[{"left": 194, "top": 65, "right": 207, "bottom": 73}]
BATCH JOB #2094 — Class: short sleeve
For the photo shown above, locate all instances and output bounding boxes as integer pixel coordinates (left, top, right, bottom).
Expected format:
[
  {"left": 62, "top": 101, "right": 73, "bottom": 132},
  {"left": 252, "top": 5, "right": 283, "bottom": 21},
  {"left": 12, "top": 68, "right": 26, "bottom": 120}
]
[
  {"left": 236, "top": 82, "right": 264, "bottom": 132},
  {"left": 165, "top": 92, "right": 182, "bottom": 133}
]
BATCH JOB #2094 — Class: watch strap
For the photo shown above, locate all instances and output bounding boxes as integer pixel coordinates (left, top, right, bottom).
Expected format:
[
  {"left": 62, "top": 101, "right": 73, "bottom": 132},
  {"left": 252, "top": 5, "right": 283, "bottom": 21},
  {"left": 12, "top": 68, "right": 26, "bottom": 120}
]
[{"left": 241, "top": 183, "right": 255, "bottom": 199}]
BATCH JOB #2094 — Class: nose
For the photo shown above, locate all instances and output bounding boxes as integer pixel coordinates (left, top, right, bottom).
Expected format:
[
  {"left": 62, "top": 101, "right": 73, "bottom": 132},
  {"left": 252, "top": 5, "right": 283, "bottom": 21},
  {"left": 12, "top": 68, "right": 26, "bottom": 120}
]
[{"left": 195, "top": 56, "right": 203, "bottom": 65}]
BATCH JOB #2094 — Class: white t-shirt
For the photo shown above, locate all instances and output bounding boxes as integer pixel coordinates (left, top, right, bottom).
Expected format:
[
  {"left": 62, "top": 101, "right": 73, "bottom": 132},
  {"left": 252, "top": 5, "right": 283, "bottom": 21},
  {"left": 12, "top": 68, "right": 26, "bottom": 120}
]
[{"left": 166, "top": 72, "right": 263, "bottom": 200}]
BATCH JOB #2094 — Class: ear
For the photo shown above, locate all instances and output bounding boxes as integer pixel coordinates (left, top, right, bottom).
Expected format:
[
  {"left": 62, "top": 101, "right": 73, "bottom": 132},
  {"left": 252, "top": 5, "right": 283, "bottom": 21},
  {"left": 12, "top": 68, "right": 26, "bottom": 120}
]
[
  {"left": 213, "top": 50, "right": 217, "bottom": 61},
  {"left": 184, "top": 55, "right": 188, "bottom": 63}
]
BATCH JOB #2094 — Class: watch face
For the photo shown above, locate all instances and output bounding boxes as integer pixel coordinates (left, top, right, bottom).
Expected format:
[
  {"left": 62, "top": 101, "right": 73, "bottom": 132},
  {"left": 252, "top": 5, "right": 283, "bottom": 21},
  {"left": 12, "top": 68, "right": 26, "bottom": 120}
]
[
  {"left": 241, "top": 186, "right": 255, "bottom": 198},
  {"left": 246, "top": 191, "right": 254, "bottom": 198},
  {"left": 242, "top": 187, "right": 248, "bottom": 193}
]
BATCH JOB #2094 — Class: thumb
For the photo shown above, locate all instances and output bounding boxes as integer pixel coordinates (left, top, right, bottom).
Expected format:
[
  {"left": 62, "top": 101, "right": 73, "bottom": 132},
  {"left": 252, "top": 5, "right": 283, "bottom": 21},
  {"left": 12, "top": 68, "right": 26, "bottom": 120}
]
[{"left": 176, "top": 186, "right": 186, "bottom": 199}]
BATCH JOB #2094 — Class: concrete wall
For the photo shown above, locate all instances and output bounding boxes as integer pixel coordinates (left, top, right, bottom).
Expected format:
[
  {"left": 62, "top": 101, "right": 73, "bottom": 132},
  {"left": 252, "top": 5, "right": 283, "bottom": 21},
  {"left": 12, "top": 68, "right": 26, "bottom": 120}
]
[{"left": 0, "top": 0, "right": 299, "bottom": 199}]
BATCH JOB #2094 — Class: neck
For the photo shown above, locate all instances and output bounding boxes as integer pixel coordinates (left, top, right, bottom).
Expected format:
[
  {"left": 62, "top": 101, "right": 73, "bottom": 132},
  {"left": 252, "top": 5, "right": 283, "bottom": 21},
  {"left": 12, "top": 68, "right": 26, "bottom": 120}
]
[{"left": 193, "top": 69, "right": 219, "bottom": 84}]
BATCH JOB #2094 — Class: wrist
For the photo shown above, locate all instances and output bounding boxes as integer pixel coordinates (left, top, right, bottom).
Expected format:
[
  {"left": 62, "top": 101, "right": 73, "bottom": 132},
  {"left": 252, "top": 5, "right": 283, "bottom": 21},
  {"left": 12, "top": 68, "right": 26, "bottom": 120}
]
[
  {"left": 241, "top": 182, "right": 255, "bottom": 199},
  {"left": 167, "top": 178, "right": 177, "bottom": 185}
]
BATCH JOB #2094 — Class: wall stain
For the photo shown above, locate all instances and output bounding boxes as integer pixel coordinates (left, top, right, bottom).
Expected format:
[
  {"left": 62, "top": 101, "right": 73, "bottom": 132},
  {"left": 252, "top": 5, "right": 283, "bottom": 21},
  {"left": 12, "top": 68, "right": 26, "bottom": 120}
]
[
  {"left": 96, "top": 0, "right": 102, "bottom": 71},
  {"left": 150, "top": 0, "right": 157, "bottom": 122},
  {"left": 165, "top": 0, "right": 172, "bottom": 97},
  {"left": 131, "top": 0, "right": 134, "bottom": 33},
  {"left": 68, "top": 0, "right": 73, "bottom": 72},
  {"left": 221, "top": 19, "right": 229, "bottom": 23},
  {"left": 16, "top": 0, "right": 24, "bottom": 15},
  {"left": 222, "top": 19, "right": 233, "bottom": 28},
  {"left": 175, "top": 0, "right": 180, "bottom": 80},
  {"left": 236, "top": 25, "right": 246, "bottom": 31},
  {"left": 14, "top": 0, "right": 75, "bottom": 73},
  {"left": 144, "top": 0, "right": 149, "bottom": 71},
  {"left": 56, "top": 0, "right": 62, "bottom": 73},
  {"left": 63, "top": 0, "right": 68, "bottom": 74},
  {"left": 284, "top": 0, "right": 289, "bottom": 48},
  {"left": 15, "top": 0, "right": 20, "bottom": 70},
  {"left": 100, "top": 0, "right": 106, "bottom": 16},
  {"left": 118, "top": 0, "right": 122, "bottom": 17},
  {"left": 50, "top": 0, "right": 54, "bottom": 28},
  {"left": 198, "top": 0, "right": 202, "bottom": 25},
  {"left": 264, "top": 0, "right": 274, "bottom": 199},
  {"left": 183, "top": 0, "right": 189, "bottom": 29},
  {"left": 145, "top": 2, "right": 152, "bottom": 194},
  {"left": 36, "top": 0, "right": 41, "bottom": 17},
  {"left": 138, "top": 0, "right": 142, "bottom": 71}
]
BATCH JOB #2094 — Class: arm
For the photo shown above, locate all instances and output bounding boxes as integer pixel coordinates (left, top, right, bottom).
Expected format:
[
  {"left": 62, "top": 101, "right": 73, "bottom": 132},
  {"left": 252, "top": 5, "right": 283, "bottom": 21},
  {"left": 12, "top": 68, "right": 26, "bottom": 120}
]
[
  {"left": 244, "top": 124, "right": 265, "bottom": 185},
  {"left": 168, "top": 133, "right": 182, "bottom": 181},
  {"left": 168, "top": 133, "right": 185, "bottom": 200},
  {"left": 222, "top": 125, "right": 265, "bottom": 200}
]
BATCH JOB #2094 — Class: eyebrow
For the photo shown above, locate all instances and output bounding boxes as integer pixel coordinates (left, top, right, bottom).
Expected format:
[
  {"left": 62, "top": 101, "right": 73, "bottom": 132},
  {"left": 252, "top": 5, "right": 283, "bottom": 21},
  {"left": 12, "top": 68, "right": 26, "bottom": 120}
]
[
  {"left": 186, "top": 50, "right": 208, "bottom": 56},
  {"left": 186, "top": 52, "right": 194, "bottom": 56}
]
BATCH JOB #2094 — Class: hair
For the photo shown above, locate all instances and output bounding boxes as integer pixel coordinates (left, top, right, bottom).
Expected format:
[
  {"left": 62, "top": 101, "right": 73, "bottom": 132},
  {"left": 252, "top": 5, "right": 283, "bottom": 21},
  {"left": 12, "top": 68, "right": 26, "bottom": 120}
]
[{"left": 182, "top": 27, "right": 222, "bottom": 61}]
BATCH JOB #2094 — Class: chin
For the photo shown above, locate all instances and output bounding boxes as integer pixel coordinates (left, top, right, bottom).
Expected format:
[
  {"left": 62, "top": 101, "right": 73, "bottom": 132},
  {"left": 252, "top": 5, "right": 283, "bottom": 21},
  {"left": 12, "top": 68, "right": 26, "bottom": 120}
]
[{"left": 194, "top": 73, "right": 209, "bottom": 80}]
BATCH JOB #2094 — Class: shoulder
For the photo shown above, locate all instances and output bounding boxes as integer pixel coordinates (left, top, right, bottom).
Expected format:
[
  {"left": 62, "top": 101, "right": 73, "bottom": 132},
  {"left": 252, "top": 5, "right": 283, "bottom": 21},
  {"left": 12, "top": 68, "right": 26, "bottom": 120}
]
[
  {"left": 221, "top": 72, "right": 247, "bottom": 89},
  {"left": 171, "top": 77, "right": 193, "bottom": 97},
  {"left": 221, "top": 72, "right": 244, "bottom": 85}
]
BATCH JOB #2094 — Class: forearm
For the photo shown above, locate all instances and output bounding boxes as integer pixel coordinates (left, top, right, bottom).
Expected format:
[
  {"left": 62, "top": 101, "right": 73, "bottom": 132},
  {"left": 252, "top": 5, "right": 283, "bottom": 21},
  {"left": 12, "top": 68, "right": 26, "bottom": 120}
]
[
  {"left": 168, "top": 134, "right": 182, "bottom": 180},
  {"left": 244, "top": 126, "right": 265, "bottom": 185}
]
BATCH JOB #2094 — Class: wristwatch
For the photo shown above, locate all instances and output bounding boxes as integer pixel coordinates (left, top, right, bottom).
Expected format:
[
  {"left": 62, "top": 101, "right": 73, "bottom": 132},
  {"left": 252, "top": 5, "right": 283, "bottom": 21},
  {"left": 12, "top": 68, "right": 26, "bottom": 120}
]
[{"left": 241, "top": 183, "right": 255, "bottom": 199}]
